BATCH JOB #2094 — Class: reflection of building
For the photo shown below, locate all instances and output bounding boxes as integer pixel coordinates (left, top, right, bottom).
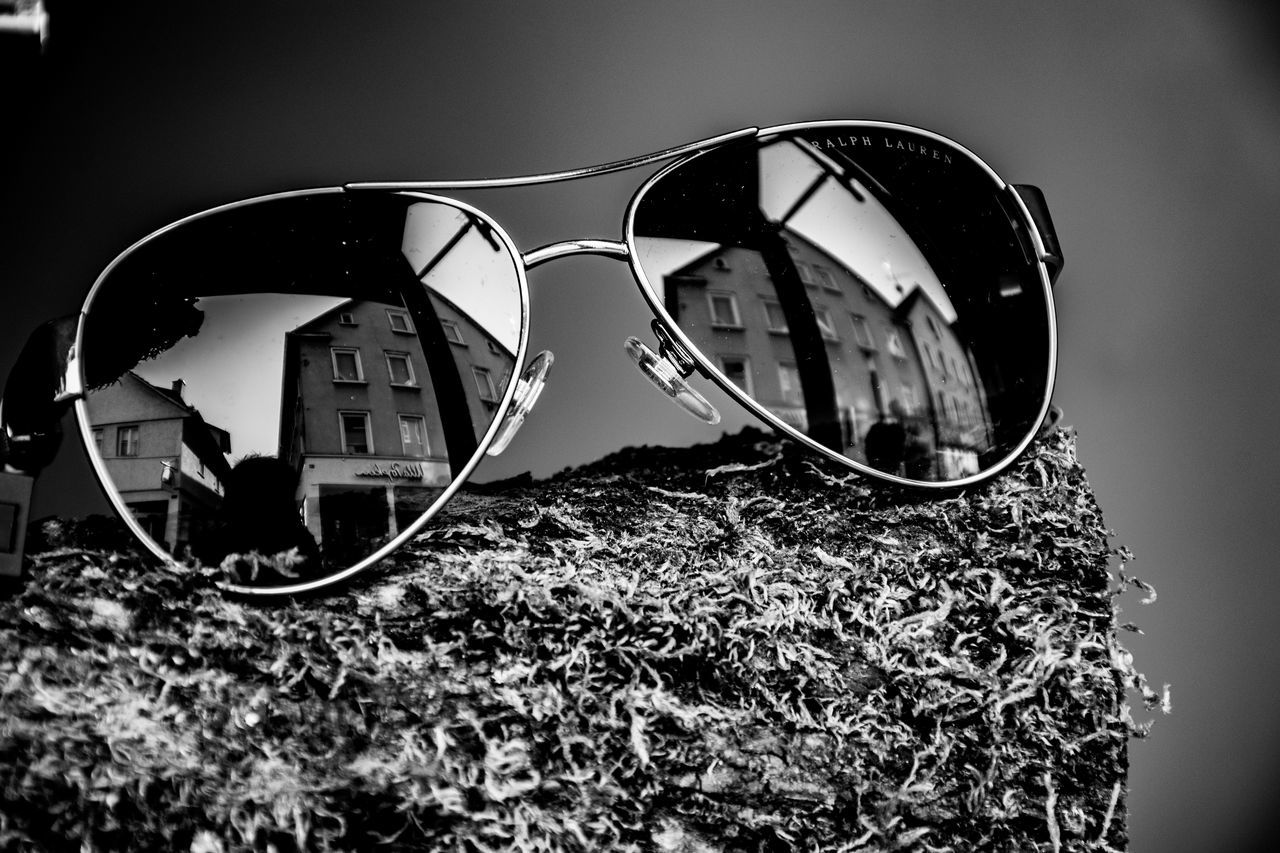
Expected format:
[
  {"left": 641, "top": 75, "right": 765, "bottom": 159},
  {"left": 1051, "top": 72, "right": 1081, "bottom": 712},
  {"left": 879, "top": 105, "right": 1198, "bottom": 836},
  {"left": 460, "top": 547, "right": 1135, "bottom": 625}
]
[
  {"left": 85, "top": 372, "right": 232, "bottom": 552},
  {"left": 663, "top": 230, "right": 992, "bottom": 479},
  {"left": 278, "top": 295, "right": 514, "bottom": 564},
  {"left": 896, "top": 289, "right": 993, "bottom": 475}
]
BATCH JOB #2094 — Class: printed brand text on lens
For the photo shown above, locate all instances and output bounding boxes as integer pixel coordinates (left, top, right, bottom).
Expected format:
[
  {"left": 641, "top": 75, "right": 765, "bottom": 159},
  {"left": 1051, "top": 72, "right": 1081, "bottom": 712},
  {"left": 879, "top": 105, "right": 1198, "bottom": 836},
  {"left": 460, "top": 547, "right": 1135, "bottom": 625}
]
[{"left": 809, "top": 136, "right": 952, "bottom": 163}]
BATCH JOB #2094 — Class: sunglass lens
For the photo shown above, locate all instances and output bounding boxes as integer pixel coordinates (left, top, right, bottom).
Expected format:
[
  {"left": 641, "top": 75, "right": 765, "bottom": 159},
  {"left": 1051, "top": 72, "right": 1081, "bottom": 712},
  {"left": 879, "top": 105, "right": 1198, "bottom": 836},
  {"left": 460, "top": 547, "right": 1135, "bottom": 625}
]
[
  {"left": 631, "top": 125, "right": 1053, "bottom": 484},
  {"left": 79, "top": 191, "right": 524, "bottom": 587}
]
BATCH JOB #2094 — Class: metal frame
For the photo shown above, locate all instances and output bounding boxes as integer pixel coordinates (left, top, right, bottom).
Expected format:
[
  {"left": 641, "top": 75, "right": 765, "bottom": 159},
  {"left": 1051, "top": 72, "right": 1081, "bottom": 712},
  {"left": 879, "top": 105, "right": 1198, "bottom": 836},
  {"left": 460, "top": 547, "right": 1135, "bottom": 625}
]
[
  {"left": 70, "top": 188, "right": 532, "bottom": 597},
  {"left": 344, "top": 128, "right": 759, "bottom": 191},
  {"left": 622, "top": 120, "right": 1057, "bottom": 491},
  {"left": 6, "top": 120, "right": 1060, "bottom": 595}
]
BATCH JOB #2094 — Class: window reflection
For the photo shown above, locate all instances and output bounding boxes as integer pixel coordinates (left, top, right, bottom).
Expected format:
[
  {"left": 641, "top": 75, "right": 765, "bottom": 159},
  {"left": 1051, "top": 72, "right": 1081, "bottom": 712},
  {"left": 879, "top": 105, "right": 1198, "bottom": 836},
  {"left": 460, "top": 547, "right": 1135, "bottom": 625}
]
[
  {"left": 82, "top": 193, "right": 521, "bottom": 584},
  {"left": 633, "top": 129, "right": 1049, "bottom": 481},
  {"left": 652, "top": 228, "right": 994, "bottom": 480}
]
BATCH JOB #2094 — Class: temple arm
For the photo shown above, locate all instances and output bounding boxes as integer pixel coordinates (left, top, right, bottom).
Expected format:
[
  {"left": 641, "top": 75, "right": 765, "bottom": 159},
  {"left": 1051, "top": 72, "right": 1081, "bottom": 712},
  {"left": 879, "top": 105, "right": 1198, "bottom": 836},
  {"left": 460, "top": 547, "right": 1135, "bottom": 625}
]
[{"left": 1, "top": 316, "right": 80, "bottom": 583}]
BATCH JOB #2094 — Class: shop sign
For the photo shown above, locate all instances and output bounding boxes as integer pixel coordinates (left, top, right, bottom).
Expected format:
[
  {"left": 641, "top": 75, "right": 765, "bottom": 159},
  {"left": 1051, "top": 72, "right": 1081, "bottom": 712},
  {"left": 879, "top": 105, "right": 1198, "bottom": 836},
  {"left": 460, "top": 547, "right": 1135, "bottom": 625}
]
[{"left": 353, "top": 462, "right": 425, "bottom": 482}]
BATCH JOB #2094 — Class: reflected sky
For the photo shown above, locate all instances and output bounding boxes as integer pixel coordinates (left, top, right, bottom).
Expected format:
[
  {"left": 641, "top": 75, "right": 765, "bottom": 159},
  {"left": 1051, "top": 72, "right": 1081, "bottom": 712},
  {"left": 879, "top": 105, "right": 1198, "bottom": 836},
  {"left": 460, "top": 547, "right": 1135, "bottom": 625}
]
[
  {"left": 637, "top": 137, "right": 954, "bottom": 322},
  {"left": 761, "top": 138, "right": 953, "bottom": 321},
  {"left": 132, "top": 294, "right": 346, "bottom": 457},
  {"left": 401, "top": 202, "right": 521, "bottom": 353}
]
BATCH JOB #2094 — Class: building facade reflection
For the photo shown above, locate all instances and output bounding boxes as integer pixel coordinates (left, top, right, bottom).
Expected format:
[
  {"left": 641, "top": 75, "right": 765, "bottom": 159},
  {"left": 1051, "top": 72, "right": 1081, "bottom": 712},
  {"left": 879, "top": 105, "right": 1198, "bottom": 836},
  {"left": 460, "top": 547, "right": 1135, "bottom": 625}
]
[
  {"left": 277, "top": 293, "right": 515, "bottom": 565},
  {"left": 84, "top": 372, "right": 232, "bottom": 554},
  {"left": 662, "top": 229, "right": 993, "bottom": 480}
]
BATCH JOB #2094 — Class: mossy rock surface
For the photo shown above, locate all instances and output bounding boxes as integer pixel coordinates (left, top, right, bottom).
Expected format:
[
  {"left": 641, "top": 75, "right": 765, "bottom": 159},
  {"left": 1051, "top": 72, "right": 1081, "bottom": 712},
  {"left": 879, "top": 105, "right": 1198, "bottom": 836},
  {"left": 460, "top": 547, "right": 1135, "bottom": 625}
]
[{"left": 0, "top": 430, "right": 1156, "bottom": 852}]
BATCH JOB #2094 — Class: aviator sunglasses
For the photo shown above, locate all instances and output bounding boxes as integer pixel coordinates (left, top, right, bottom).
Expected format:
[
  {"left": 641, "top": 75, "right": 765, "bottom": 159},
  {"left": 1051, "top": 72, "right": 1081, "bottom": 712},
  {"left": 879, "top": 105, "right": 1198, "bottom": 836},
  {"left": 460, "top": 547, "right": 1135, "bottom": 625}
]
[{"left": 0, "top": 121, "right": 1064, "bottom": 596}]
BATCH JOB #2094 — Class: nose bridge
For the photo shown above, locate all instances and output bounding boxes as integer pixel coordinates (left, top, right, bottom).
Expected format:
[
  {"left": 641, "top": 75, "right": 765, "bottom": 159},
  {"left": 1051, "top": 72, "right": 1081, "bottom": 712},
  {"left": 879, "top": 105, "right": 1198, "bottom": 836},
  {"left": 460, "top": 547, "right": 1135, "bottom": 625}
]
[{"left": 521, "top": 238, "right": 630, "bottom": 270}]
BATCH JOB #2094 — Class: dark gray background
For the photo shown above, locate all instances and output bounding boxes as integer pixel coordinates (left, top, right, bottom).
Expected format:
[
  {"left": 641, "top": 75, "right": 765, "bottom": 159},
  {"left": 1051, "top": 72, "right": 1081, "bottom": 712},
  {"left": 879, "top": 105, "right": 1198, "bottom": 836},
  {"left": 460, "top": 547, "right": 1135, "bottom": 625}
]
[{"left": 3, "top": 3, "right": 1277, "bottom": 850}]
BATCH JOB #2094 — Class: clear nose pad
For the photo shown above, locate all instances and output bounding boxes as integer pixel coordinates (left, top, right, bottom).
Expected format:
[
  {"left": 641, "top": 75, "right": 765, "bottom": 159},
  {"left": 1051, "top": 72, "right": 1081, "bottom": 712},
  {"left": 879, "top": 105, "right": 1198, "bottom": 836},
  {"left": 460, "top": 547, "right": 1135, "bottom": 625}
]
[
  {"left": 1037, "top": 403, "right": 1064, "bottom": 438},
  {"left": 623, "top": 337, "right": 720, "bottom": 425},
  {"left": 487, "top": 350, "right": 555, "bottom": 456}
]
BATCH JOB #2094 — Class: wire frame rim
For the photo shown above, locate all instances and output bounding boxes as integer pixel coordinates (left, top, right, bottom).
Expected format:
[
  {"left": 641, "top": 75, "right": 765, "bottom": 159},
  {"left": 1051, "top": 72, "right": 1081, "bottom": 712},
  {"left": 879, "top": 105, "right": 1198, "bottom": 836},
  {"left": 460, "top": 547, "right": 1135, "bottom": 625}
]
[
  {"left": 72, "top": 187, "right": 532, "bottom": 596},
  {"left": 621, "top": 119, "right": 1058, "bottom": 490}
]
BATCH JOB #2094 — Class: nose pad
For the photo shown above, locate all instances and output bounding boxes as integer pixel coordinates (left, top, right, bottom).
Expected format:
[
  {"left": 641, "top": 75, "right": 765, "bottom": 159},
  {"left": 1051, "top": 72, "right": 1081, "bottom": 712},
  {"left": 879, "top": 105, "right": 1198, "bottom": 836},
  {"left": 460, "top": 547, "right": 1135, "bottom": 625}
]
[
  {"left": 486, "top": 350, "right": 554, "bottom": 456},
  {"left": 623, "top": 337, "right": 721, "bottom": 425},
  {"left": 1037, "top": 403, "right": 1064, "bottom": 438}
]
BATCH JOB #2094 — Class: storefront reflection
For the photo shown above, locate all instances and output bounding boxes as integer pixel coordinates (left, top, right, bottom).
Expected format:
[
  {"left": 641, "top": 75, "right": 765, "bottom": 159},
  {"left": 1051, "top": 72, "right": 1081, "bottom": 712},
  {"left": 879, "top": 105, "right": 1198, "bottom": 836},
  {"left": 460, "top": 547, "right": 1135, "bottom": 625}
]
[{"left": 81, "top": 193, "right": 522, "bottom": 585}]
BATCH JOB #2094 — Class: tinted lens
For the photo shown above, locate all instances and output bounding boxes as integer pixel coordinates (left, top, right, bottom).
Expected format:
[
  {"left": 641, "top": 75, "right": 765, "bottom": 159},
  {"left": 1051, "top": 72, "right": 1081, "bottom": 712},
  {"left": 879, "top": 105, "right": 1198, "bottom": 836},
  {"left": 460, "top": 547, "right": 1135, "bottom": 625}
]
[
  {"left": 79, "top": 190, "right": 525, "bottom": 589},
  {"left": 630, "top": 124, "right": 1053, "bottom": 484}
]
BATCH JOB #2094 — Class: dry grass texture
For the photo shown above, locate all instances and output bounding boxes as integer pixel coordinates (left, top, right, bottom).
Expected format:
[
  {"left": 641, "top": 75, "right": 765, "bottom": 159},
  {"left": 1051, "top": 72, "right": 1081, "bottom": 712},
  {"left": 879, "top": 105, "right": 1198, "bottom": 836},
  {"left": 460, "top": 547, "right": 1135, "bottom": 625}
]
[{"left": 0, "top": 429, "right": 1162, "bottom": 851}]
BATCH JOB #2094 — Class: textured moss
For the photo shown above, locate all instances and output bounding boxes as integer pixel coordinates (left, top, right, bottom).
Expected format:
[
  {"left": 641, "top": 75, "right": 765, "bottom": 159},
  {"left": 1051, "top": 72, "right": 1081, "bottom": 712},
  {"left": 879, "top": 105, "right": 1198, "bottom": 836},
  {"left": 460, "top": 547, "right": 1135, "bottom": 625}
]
[{"left": 0, "top": 429, "right": 1160, "bottom": 852}]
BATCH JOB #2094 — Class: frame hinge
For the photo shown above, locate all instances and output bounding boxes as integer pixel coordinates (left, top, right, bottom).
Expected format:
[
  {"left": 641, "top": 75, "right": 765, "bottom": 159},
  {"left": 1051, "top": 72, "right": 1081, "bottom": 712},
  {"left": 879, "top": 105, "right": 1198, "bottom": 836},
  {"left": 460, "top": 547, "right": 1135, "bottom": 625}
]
[{"left": 1011, "top": 184, "right": 1065, "bottom": 286}]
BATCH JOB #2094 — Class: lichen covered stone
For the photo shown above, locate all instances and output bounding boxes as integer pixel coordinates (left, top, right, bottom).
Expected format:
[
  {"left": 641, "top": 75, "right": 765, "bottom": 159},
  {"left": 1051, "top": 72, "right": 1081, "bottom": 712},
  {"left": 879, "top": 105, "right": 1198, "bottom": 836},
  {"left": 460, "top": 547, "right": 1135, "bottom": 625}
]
[{"left": 0, "top": 429, "right": 1158, "bottom": 851}]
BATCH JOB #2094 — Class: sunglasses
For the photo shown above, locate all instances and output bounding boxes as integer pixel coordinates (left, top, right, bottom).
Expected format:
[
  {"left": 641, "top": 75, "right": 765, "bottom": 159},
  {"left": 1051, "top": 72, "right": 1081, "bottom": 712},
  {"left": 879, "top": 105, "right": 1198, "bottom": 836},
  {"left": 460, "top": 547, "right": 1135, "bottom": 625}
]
[{"left": 0, "top": 121, "right": 1063, "bottom": 596}]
